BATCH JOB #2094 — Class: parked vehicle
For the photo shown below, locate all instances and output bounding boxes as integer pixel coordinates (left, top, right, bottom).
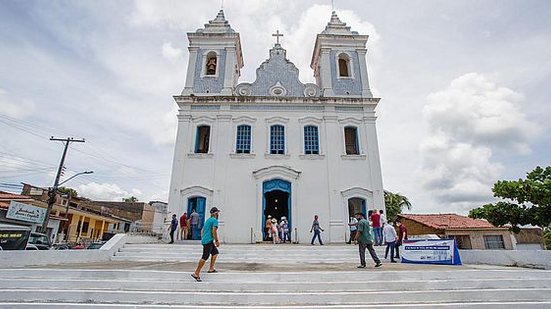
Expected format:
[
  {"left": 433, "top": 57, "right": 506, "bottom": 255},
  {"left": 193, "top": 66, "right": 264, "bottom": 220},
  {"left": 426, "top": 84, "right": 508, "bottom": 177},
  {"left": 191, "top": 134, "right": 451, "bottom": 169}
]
[
  {"left": 27, "top": 232, "right": 51, "bottom": 250},
  {"left": 86, "top": 241, "right": 106, "bottom": 250},
  {"left": 52, "top": 243, "right": 71, "bottom": 250},
  {"left": 0, "top": 223, "right": 31, "bottom": 250}
]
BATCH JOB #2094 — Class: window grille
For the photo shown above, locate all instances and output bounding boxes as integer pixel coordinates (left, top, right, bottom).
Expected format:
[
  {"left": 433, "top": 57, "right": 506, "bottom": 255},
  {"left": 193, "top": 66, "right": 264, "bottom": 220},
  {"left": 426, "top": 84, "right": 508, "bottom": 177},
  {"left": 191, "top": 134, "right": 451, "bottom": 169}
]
[
  {"left": 304, "top": 125, "right": 319, "bottom": 154},
  {"left": 270, "top": 125, "right": 285, "bottom": 154},
  {"left": 484, "top": 235, "right": 505, "bottom": 249},
  {"left": 236, "top": 125, "right": 251, "bottom": 154}
]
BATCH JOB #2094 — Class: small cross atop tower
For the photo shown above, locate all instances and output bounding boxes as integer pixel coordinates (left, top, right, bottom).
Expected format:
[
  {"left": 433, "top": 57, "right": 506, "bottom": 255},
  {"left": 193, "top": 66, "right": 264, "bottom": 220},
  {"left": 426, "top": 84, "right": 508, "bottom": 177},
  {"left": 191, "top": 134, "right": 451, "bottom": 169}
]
[{"left": 272, "top": 30, "right": 283, "bottom": 45}]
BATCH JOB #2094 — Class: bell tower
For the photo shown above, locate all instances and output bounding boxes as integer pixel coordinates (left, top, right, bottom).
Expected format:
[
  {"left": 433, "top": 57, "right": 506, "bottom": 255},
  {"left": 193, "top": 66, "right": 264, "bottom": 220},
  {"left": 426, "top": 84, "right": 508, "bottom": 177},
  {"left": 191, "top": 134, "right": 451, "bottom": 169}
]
[
  {"left": 182, "top": 10, "right": 244, "bottom": 96},
  {"left": 310, "top": 12, "right": 373, "bottom": 98}
]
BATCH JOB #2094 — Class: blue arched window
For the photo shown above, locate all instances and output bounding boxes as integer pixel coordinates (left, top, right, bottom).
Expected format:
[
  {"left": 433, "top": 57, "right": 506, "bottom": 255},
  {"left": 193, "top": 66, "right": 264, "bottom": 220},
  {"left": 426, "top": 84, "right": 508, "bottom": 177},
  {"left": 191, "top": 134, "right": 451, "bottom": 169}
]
[
  {"left": 236, "top": 124, "right": 251, "bottom": 154},
  {"left": 270, "top": 125, "right": 285, "bottom": 154},
  {"left": 304, "top": 125, "right": 319, "bottom": 155}
]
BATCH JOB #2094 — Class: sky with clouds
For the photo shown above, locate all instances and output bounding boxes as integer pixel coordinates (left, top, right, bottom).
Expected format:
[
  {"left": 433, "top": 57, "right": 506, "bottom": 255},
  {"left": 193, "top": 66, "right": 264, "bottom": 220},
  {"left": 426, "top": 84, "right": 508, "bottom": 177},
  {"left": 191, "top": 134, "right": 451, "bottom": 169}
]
[{"left": 0, "top": 0, "right": 549, "bottom": 214}]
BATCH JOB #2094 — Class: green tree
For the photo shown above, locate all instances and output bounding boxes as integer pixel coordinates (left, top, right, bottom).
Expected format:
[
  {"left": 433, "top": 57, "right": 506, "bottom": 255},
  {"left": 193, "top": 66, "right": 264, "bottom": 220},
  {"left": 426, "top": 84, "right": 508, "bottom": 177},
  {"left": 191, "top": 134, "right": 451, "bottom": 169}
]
[
  {"left": 544, "top": 227, "right": 551, "bottom": 250},
  {"left": 123, "top": 196, "right": 138, "bottom": 203},
  {"left": 384, "top": 190, "right": 412, "bottom": 222},
  {"left": 58, "top": 187, "right": 78, "bottom": 198},
  {"left": 469, "top": 166, "right": 551, "bottom": 234}
]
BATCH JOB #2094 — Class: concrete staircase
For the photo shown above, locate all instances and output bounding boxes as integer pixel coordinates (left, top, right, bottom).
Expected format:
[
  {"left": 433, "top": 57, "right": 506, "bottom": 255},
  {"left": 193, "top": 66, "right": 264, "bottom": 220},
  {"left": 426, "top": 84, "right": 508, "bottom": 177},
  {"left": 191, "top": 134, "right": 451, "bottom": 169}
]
[
  {"left": 1, "top": 243, "right": 551, "bottom": 308},
  {"left": 113, "top": 242, "right": 383, "bottom": 263}
]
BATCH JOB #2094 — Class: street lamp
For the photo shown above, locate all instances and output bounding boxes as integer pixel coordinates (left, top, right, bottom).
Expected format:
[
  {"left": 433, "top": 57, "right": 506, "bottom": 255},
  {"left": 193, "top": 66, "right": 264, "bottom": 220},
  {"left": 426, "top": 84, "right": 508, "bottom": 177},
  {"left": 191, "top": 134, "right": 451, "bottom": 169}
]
[
  {"left": 58, "top": 171, "right": 94, "bottom": 186},
  {"left": 41, "top": 170, "right": 94, "bottom": 232}
]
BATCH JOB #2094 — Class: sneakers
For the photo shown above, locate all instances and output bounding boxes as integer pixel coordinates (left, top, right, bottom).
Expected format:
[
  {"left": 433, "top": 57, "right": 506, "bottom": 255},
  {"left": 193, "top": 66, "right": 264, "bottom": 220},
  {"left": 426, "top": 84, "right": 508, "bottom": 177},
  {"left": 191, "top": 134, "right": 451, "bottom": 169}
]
[
  {"left": 357, "top": 265, "right": 366, "bottom": 268},
  {"left": 375, "top": 262, "right": 383, "bottom": 268},
  {"left": 391, "top": 260, "right": 398, "bottom": 263}
]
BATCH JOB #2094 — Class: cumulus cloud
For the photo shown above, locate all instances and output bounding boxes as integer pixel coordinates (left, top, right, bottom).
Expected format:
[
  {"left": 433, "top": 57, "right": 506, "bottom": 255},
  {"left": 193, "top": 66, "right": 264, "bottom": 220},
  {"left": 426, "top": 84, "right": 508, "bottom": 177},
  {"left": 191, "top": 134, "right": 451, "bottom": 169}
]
[
  {"left": 0, "top": 88, "right": 35, "bottom": 118},
  {"left": 161, "top": 42, "right": 183, "bottom": 60},
  {"left": 420, "top": 73, "right": 539, "bottom": 211},
  {"left": 77, "top": 182, "right": 143, "bottom": 202},
  {"left": 424, "top": 73, "right": 539, "bottom": 154}
]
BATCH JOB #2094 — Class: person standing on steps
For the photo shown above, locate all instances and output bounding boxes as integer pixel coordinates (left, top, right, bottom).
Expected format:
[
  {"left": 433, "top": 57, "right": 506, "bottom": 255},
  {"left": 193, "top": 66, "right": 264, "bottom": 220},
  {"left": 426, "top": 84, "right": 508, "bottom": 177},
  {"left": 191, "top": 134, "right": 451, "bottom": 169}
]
[
  {"left": 189, "top": 209, "right": 200, "bottom": 240},
  {"left": 395, "top": 219, "right": 408, "bottom": 260},
  {"left": 354, "top": 212, "right": 382, "bottom": 268},
  {"left": 310, "top": 215, "right": 324, "bottom": 245},
  {"left": 383, "top": 222, "right": 397, "bottom": 263},
  {"left": 370, "top": 209, "right": 382, "bottom": 246},
  {"left": 270, "top": 218, "right": 280, "bottom": 244},
  {"left": 347, "top": 216, "right": 358, "bottom": 244},
  {"left": 179, "top": 212, "right": 188, "bottom": 240},
  {"left": 169, "top": 214, "right": 178, "bottom": 244},
  {"left": 280, "top": 217, "right": 290, "bottom": 243},
  {"left": 191, "top": 207, "right": 221, "bottom": 282}
]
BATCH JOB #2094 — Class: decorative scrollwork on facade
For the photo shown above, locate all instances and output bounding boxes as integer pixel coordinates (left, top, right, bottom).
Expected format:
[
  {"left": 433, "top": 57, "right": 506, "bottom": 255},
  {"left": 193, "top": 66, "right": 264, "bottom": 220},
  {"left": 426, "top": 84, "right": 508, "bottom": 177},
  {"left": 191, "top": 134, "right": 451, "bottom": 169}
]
[
  {"left": 304, "top": 83, "right": 320, "bottom": 97},
  {"left": 235, "top": 83, "right": 252, "bottom": 96}
]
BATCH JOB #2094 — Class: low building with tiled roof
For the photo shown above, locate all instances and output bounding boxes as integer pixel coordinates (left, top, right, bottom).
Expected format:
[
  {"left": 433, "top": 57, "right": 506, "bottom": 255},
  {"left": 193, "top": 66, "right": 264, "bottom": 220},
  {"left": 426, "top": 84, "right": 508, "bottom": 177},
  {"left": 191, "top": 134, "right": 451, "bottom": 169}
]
[{"left": 398, "top": 213, "right": 514, "bottom": 250}]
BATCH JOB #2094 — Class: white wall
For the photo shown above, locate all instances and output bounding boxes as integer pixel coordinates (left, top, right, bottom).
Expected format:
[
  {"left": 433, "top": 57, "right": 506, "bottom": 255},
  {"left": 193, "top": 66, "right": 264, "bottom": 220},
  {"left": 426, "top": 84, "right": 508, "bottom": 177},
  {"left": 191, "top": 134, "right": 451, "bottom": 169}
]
[{"left": 460, "top": 250, "right": 551, "bottom": 270}]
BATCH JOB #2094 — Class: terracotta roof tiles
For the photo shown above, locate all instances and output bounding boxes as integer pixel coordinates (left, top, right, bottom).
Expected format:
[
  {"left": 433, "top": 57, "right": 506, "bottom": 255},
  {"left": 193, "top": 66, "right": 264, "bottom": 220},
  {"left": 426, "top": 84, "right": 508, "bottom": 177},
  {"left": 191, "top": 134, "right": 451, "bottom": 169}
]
[
  {"left": 0, "top": 191, "right": 32, "bottom": 200},
  {"left": 399, "top": 214, "right": 497, "bottom": 230}
]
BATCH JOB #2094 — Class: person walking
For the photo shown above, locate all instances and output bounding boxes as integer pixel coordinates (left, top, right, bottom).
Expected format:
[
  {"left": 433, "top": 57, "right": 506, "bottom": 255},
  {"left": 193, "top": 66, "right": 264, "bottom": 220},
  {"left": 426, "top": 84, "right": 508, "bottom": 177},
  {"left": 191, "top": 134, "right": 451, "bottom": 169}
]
[
  {"left": 179, "top": 212, "right": 188, "bottom": 240},
  {"left": 191, "top": 207, "right": 221, "bottom": 282},
  {"left": 383, "top": 222, "right": 397, "bottom": 263},
  {"left": 395, "top": 219, "right": 408, "bottom": 260},
  {"left": 189, "top": 209, "right": 200, "bottom": 240},
  {"left": 370, "top": 209, "right": 382, "bottom": 246},
  {"left": 347, "top": 216, "right": 358, "bottom": 244},
  {"left": 169, "top": 214, "right": 178, "bottom": 244},
  {"left": 354, "top": 212, "right": 382, "bottom": 268},
  {"left": 310, "top": 215, "right": 324, "bottom": 245}
]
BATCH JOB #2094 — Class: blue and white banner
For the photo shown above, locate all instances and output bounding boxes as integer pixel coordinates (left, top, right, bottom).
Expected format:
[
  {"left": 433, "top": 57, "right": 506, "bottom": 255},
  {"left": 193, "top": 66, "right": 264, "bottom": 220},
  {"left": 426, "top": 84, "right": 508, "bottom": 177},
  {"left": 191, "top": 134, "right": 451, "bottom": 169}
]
[{"left": 401, "top": 239, "right": 462, "bottom": 265}]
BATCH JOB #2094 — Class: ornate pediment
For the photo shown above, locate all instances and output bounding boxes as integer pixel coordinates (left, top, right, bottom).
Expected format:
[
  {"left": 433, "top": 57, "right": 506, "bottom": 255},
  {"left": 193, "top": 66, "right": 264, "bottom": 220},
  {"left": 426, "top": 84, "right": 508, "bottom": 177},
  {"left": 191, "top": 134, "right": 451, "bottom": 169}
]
[{"left": 235, "top": 44, "right": 319, "bottom": 98}]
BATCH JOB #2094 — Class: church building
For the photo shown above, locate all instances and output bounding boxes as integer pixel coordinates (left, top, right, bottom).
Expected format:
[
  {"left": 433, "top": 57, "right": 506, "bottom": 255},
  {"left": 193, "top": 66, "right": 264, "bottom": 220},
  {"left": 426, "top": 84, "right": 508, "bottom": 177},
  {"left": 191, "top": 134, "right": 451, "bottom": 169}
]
[{"left": 168, "top": 10, "right": 385, "bottom": 243}]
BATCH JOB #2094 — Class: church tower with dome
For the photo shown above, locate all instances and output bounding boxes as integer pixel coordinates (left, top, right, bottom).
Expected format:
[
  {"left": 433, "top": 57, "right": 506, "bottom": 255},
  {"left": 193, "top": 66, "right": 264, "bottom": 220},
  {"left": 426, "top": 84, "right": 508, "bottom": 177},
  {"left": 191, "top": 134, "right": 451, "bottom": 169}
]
[{"left": 168, "top": 9, "right": 384, "bottom": 243}]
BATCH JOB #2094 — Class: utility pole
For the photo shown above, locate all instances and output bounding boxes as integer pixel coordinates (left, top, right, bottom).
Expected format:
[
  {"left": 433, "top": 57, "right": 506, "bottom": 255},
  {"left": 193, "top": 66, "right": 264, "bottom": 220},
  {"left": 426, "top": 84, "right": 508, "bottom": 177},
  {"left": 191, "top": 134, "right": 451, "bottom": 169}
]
[{"left": 40, "top": 137, "right": 85, "bottom": 233}]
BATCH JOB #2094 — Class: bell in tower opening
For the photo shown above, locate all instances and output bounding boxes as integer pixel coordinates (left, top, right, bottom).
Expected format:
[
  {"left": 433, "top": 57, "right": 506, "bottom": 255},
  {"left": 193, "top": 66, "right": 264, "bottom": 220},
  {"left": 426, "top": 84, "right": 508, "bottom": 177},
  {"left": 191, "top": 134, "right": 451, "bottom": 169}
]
[{"left": 206, "top": 53, "right": 217, "bottom": 75}]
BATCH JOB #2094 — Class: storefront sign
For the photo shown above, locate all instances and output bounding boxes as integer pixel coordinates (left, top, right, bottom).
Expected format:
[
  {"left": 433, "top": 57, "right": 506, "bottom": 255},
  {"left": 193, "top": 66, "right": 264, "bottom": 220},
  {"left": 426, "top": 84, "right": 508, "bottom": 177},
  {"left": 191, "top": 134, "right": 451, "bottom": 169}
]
[
  {"left": 401, "top": 239, "right": 462, "bottom": 265},
  {"left": 6, "top": 201, "right": 46, "bottom": 224}
]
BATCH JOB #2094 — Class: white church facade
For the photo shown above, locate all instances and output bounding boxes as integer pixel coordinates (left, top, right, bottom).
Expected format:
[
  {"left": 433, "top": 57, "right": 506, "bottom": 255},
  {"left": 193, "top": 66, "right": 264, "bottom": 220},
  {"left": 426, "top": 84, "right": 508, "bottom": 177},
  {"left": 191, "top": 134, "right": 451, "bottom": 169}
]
[{"left": 168, "top": 10, "right": 385, "bottom": 244}]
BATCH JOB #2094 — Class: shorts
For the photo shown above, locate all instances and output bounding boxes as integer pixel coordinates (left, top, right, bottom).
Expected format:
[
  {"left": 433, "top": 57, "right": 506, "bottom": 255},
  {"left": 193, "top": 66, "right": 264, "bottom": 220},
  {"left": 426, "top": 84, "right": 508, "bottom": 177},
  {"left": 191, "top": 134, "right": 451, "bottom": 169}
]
[{"left": 201, "top": 242, "right": 219, "bottom": 260}]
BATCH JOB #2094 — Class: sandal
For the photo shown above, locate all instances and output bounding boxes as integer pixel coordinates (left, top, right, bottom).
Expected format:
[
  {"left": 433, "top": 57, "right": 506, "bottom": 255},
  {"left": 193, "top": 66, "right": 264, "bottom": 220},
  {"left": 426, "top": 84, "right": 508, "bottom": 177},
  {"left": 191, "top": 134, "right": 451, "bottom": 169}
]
[
  {"left": 191, "top": 274, "right": 202, "bottom": 282},
  {"left": 207, "top": 269, "right": 218, "bottom": 273}
]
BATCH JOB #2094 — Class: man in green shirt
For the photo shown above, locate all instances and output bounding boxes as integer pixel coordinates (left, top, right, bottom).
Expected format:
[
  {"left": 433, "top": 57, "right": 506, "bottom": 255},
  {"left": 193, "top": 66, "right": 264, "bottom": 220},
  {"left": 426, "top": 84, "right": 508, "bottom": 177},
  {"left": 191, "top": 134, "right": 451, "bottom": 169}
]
[{"left": 354, "top": 212, "right": 382, "bottom": 268}]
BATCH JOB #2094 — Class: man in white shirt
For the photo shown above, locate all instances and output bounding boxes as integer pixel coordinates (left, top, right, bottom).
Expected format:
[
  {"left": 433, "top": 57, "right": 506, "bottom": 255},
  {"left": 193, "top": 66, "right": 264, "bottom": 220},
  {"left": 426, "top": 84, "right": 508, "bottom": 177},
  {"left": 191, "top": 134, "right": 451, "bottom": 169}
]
[
  {"left": 379, "top": 209, "right": 387, "bottom": 227},
  {"left": 383, "top": 222, "right": 398, "bottom": 263},
  {"left": 347, "top": 216, "right": 358, "bottom": 244}
]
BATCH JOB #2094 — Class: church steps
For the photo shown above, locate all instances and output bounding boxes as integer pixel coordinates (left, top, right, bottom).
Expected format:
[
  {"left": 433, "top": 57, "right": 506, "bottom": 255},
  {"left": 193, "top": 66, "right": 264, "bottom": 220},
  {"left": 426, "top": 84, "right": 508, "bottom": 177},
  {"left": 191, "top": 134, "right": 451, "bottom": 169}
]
[
  {"left": 1, "top": 288, "right": 550, "bottom": 306},
  {"left": 2, "top": 269, "right": 549, "bottom": 281},
  {"left": 3, "top": 242, "right": 550, "bottom": 307},
  {"left": 2, "top": 302, "right": 551, "bottom": 309},
  {"left": 1, "top": 277, "right": 550, "bottom": 292}
]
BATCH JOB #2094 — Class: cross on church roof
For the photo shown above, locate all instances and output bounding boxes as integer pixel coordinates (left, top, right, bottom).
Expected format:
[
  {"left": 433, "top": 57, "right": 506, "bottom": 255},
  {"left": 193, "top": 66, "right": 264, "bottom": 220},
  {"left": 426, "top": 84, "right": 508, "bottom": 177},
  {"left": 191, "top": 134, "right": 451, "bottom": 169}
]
[{"left": 272, "top": 30, "right": 283, "bottom": 45}]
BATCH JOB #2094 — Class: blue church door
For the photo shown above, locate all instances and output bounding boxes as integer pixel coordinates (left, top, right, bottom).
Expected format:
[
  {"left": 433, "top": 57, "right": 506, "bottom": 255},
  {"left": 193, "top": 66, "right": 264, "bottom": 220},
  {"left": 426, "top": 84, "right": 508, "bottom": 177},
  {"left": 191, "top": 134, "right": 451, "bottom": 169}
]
[
  {"left": 262, "top": 179, "right": 291, "bottom": 241},
  {"left": 187, "top": 197, "right": 206, "bottom": 240}
]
